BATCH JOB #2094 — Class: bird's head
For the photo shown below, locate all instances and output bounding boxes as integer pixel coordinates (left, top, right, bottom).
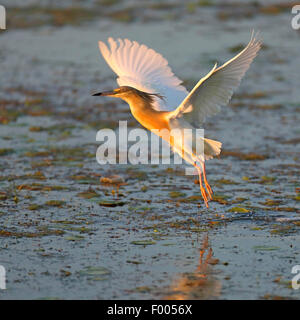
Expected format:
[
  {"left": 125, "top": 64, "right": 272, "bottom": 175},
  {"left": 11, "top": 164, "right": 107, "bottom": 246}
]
[
  {"left": 92, "top": 86, "right": 164, "bottom": 105},
  {"left": 92, "top": 86, "right": 136, "bottom": 99}
]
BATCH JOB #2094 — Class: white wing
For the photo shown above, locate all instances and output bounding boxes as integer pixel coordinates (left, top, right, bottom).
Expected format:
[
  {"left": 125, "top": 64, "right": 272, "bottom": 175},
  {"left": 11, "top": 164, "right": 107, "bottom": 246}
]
[
  {"left": 169, "top": 33, "right": 262, "bottom": 124},
  {"left": 98, "top": 38, "right": 188, "bottom": 111}
]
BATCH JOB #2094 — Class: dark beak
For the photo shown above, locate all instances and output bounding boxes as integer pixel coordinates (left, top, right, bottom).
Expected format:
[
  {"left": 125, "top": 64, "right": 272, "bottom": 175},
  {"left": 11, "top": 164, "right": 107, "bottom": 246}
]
[{"left": 92, "top": 90, "right": 116, "bottom": 96}]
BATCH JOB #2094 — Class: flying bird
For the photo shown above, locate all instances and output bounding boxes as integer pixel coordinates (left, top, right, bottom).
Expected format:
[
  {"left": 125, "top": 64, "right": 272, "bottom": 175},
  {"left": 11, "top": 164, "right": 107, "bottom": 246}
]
[{"left": 93, "top": 33, "right": 262, "bottom": 208}]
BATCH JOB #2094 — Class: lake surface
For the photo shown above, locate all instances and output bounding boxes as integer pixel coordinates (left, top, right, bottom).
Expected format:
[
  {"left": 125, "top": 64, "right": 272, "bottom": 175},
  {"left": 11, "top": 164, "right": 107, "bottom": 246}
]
[{"left": 0, "top": 0, "right": 299, "bottom": 299}]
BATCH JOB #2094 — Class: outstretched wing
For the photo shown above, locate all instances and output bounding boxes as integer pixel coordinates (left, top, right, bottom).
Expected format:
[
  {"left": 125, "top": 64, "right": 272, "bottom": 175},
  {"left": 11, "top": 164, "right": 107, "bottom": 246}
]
[
  {"left": 169, "top": 33, "right": 262, "bottom": 124},
  {"left": 98, "top": 38, "right": 188, "bottom": 111}
]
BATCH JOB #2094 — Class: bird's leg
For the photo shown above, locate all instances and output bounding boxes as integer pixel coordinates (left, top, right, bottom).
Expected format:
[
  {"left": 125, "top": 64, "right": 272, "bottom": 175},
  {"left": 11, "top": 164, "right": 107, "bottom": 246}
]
[
  {"left": 195, "top": 164, "right": 209, "bottom": 208},
  {"left": 199, "top": 171, "right": 209, "bottom": 208},
  {"left": 201, "top": 162, "right": 213, "bottom": 200}
]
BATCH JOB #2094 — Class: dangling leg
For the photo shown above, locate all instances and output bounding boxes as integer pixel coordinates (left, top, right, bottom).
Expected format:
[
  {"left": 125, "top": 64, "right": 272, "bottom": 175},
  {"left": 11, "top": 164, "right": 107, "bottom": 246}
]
[
  {"left": 201, "top": 162, "right": 213, "bottom": 199},
  {"left": 194, "top": 163, "right": 209, "bottom": 208}
]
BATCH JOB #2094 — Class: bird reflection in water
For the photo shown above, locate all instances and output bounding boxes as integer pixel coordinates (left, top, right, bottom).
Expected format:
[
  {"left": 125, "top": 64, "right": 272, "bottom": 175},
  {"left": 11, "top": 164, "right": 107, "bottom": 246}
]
[{"left": 164, "top": 235, "right": 221, "bottom": 300}]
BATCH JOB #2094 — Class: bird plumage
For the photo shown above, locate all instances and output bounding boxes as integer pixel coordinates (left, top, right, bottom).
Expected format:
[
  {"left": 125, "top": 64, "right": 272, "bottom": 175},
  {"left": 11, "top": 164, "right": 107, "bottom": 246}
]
[{"left": 96, "top": 33, "right": 262, "bottom": 207}]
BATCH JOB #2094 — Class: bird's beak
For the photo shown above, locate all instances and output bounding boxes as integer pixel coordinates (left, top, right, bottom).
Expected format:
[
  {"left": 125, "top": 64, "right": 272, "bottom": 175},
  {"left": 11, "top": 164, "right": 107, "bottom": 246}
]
[{"left": 92, "top": 90, "right": 116, "bottom": 97}]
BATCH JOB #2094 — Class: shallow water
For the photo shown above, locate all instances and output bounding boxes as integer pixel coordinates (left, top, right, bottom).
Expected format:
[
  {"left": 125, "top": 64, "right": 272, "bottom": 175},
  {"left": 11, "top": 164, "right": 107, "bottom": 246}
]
[{"left": 0, "top": 1, "right": 299, "bottom": 299}]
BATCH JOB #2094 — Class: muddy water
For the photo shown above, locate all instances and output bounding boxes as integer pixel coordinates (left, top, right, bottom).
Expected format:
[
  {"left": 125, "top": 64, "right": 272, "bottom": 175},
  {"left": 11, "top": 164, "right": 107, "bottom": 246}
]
[{"left": 0, "top": 1, "right": 299, "bottom": 299}]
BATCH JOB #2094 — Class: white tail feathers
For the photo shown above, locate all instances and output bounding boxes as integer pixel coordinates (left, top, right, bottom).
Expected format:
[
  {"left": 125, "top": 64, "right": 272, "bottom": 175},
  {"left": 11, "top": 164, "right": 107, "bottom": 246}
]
[{"left": 204, "top": 138, "right": 222, "bottom": 160}]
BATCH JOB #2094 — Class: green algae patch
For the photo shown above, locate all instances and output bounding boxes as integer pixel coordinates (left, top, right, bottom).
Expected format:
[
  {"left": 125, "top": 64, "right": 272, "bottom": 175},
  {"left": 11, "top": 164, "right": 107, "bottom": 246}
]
[
  {"left": 242, "top": 176, "right": 251, "bottom": 181},
  {"left": 255, "top": 104, "right": 282, "bottom": 110},
  {"left": 77, "top": 190, "right": 100, "bottom": 199},
  {"left": 28, "top": 204, "right": 42, "bottom": 210},
  {"left": 270, "top": 225, "right": 295, "bottom": 235},
  {"left": 133, "top": 286, "right": 152, "bottom": 293},
  {"left": 24, "top": 151, "right": 51, "bottom": 157},
  {"left": 0, "top": 108, "right": 22, "bottom": 124},
  {"left": 221, "top": 150, "right": 267, "bottom": 161},
  {"left": 141, "top": 185, "right": 148, "bottom": 192},
  {"left": 169, "top": 191, "right": 186, "bottom": 198},
  {"left": 0, "top": 228, "right": 64, "bottom": 238},
  {"left": 213, "top": 193, "right": 230, "bottom": 200},
  {"left": 129, "top": 206, "right": 151, "bottom": 214},
  {"left": 260, "top": 199, "right": 283, "bottom": 207},
  {"left": 126, "top": 169, "right": 148, "bottom": 181},
  {"left": 131, "top": 240, "right": 156, "bottom": 246},
  {"left": 23, "top": 171, "right": 46, "bottom": 180},
  {"left": 215, "top": 179, "right": 239, "bottom": 185},
  {"left": 232, "top": 197, "right": 248, "bottom": 203},
  {"left": 213, "top": 194, "right": 230, "bottom": 204},
  {"left": 275, "top": 207, "right": 299, "bottom": 213},
  {"left": 236, "top": 91, "right": 269, "bottom": 100},
  {"left": 250, "top": 227, "right": 265, "bottom": 231},
  {"left": 178, "top": 195, "right": 203, "bottom": 203},
  {"left": 29, "top": 126, "right": 43, "bottom": 132},
  {"left": 227, "top": 207, "right": 250, "bottom": 213},
  {"left": 259, "top": 176, "right": 276, "bottom": 184},
  {"left": 45, "top": 200, "right": 66, "bottom": 207},
  {"left": 108, "top": 9, "right": 134, "bottom": 23},
  {"left": 99, "top": 200, "right": 126, "bottom": 207},
  {"left": 0, "top": 148, "right": 14, "bottom": 156},
  {"left": 51, "top": 220, "right": 78, "bottom": 225},
  {"left": 69, "top": 175, "right": 98, "bottom": 184},
  {"left": 31, "top": 160, "right": 52, "bottom": 169},
  {"left": 253, "top": 246, "right": 280, "bottom": 251},
  {"left": 8, "top": 6, "right": 101, "bottom": 29},
  {"left": 259, "top": 4, "right": 291, "bottom": 15},
  {"left": 18, "top": 183, "right": 68, "bottom": 191},
  {"left": 79, "top": 266, "right": 111, "bottom": 276},
  {"left": 65, "top": 235, "right": 85, "bottom": 241},
  {"left": 53, "top": 223, "right": 93, "bottom": 233}
]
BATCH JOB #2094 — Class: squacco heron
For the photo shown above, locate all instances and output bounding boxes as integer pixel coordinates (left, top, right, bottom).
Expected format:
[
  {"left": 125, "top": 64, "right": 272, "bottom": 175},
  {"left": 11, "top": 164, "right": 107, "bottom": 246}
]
[{"left": 93, "top": 33, "right": 262, "bottom": 208}]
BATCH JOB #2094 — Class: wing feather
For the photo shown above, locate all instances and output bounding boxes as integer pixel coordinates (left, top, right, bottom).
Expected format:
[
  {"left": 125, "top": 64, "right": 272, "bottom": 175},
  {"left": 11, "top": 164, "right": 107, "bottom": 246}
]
[
  {"left": 98, "top": 38, "right": 188, "bottom": 111},
  {"left": 169, "top": 32, "right": 262, "bottom": 124}
]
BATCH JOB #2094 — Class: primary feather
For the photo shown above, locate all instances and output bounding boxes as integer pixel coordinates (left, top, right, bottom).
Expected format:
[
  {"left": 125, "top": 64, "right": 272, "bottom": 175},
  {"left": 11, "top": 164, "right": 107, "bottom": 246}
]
[
  {"left": 169, "top": 32, "right": 262, "bottom": 124},
  {"left": 98, "top": 38, "right": 188, "bottom": 111}
]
